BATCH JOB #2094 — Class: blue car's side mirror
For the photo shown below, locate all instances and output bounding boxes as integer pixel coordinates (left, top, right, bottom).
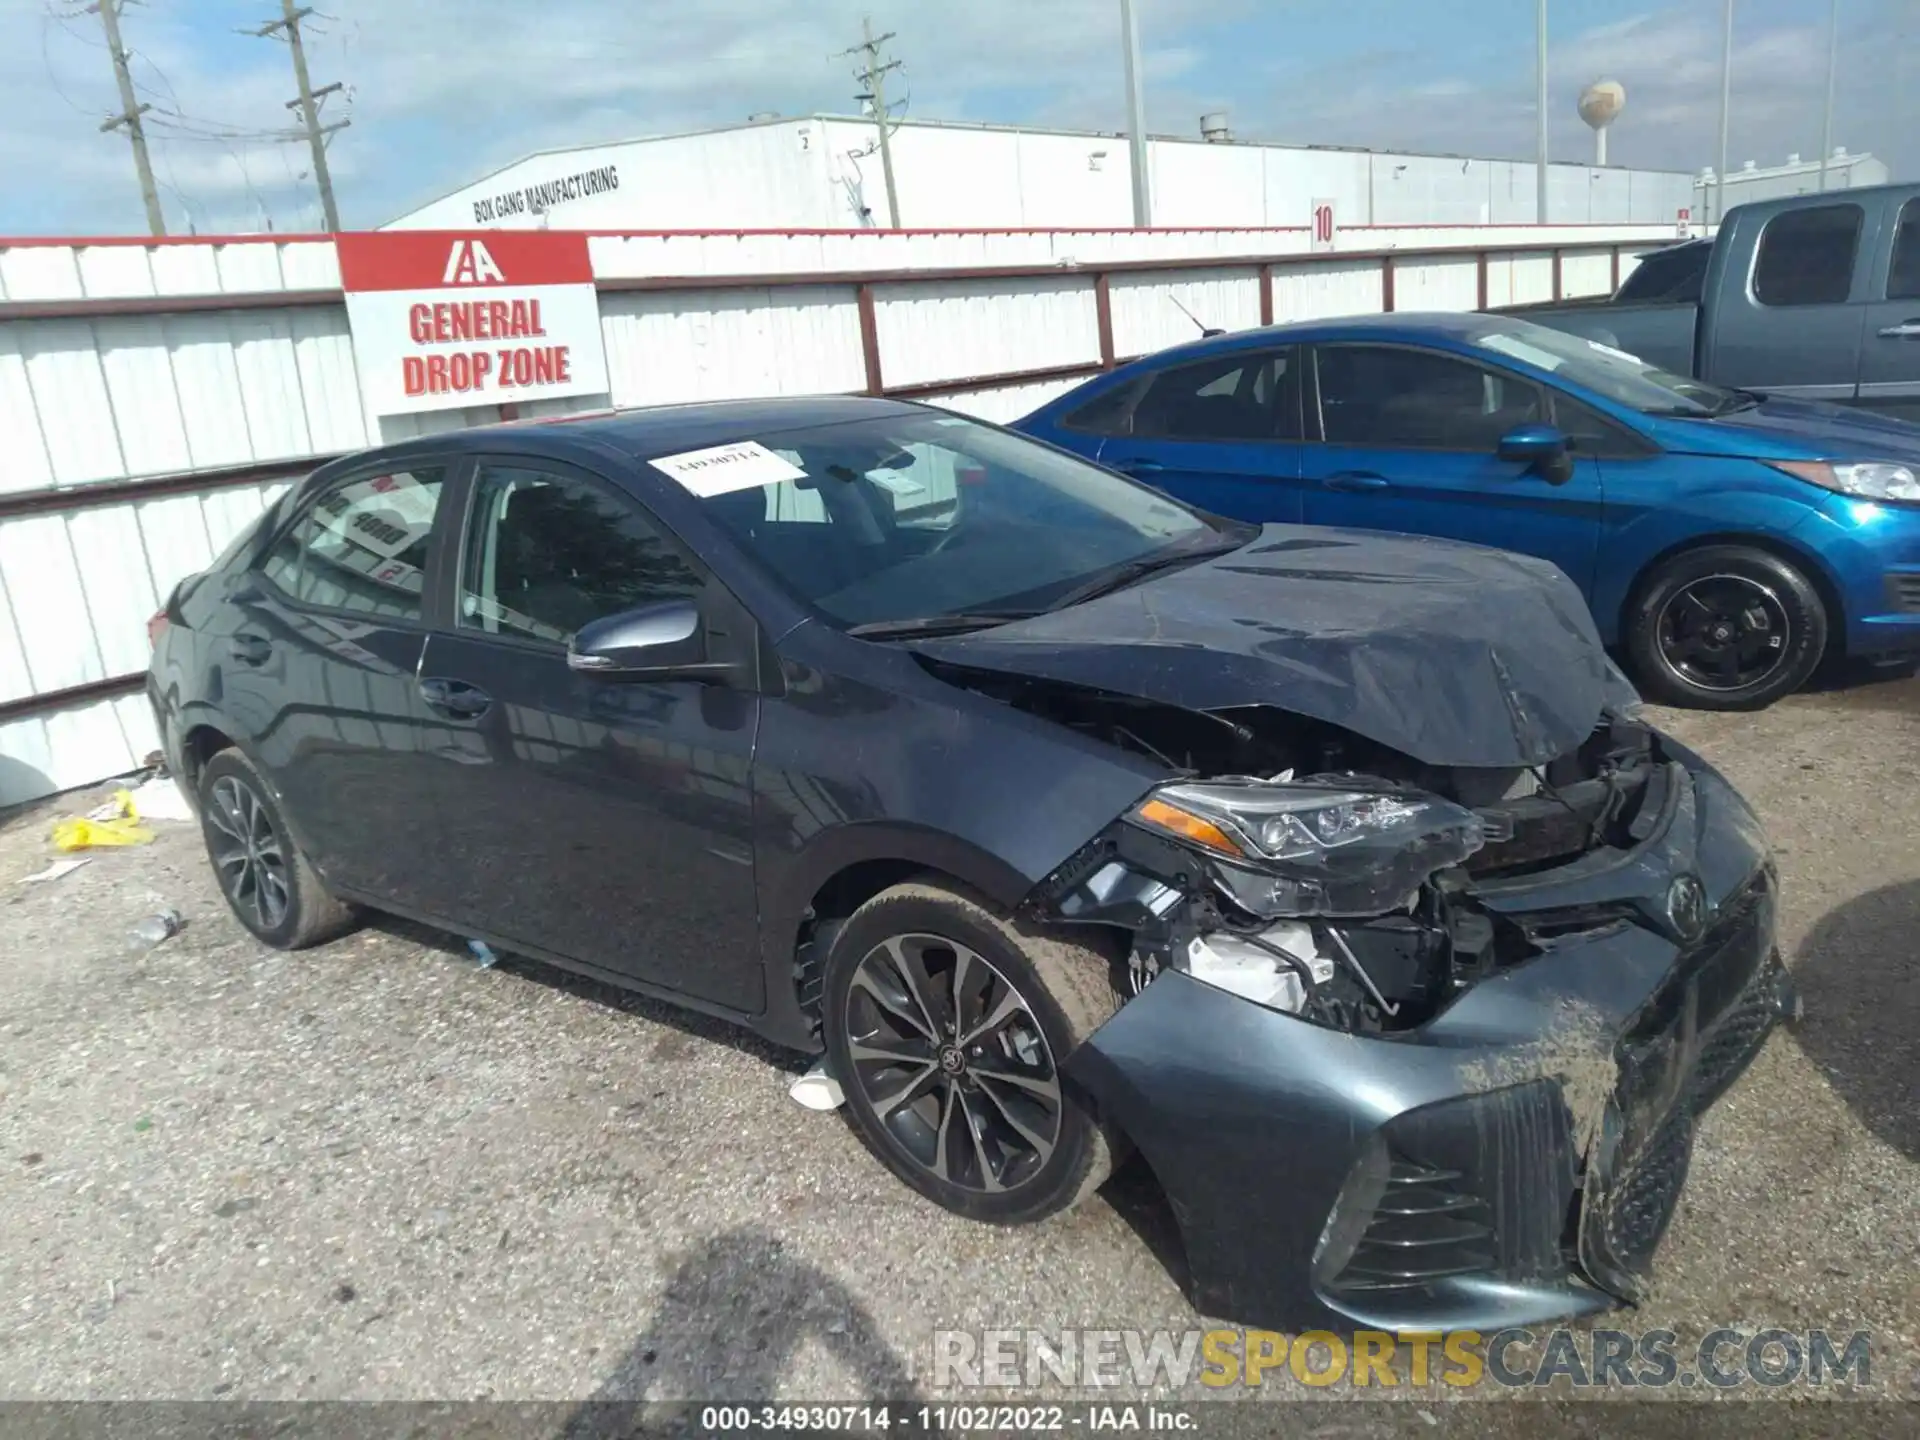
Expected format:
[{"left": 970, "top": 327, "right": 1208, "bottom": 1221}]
[{"left": 1498, "top": 423, "right": 1575, "bottom": 486}]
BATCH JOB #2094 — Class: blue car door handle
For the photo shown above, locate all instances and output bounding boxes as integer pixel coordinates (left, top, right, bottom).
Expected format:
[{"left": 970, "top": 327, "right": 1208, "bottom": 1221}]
[
  {"left": 1323, "top": 471, "right": 1391, "bottom": 491},
  {"left": 1116, "top": 459, "right": 1165, "bottom": 475},
  {"left": 419, "top": 677, "right": 492, "bottom": 719}
]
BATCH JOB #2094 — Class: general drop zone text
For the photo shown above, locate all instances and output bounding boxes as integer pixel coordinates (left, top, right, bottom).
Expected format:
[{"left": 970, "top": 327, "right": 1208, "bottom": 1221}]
[{"left": 402, "top": 346, "right": 573, "bottom": 398}]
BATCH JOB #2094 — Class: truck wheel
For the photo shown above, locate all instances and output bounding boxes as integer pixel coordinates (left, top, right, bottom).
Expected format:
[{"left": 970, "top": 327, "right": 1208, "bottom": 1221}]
[
  {"left": 822, "top": 880, "right": 1126, "bottom": 1225},
  {"left": 1625, "top": 544, "right": 1827, "bottom": 710}
]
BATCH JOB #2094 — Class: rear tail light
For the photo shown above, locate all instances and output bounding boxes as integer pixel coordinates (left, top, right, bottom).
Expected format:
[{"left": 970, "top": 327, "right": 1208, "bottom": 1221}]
[{"left": 147, "top": 609, "right": 170, "bottom": 650}]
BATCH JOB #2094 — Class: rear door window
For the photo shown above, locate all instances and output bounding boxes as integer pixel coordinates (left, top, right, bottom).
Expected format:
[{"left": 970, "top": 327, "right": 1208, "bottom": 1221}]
[
  {"left": 260, "top": 467, "right": 447, "bottom": 622},
  {"left": 1129, "top": 350, "right": 1298, "bottom": 441},
  {"left": 1753, "top": 204, "right": 1863, "bottom": 307}
]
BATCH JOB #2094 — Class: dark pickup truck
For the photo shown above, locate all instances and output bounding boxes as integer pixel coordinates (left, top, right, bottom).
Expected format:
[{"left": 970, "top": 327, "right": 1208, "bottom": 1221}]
[{"left": 1499, "top": 182, "right": 1920, "bottom": 423}]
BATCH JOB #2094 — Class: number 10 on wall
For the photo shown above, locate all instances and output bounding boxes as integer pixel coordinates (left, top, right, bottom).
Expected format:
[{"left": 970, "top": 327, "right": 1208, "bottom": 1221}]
[{"left": 1310, "top": 199, "right": 1338, "bottom": 252}]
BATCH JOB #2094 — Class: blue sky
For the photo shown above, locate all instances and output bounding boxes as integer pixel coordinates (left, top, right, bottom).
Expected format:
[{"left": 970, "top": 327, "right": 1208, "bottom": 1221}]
[{"left": 7, "top": 0, "right": 1914, "bottom": 235}]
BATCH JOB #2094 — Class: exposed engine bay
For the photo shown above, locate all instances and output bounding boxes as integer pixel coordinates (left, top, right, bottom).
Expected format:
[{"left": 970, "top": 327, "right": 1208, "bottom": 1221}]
[{"left": 928, "top": 661, "right": 1667, "bottom": 1035}]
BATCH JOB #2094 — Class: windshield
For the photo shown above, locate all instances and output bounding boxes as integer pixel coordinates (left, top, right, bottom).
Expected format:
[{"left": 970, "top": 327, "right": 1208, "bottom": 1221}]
[
  {"left": 652, "top": 411, "right": 1240, "bottom": 631},
  {"left": 1468, "top": 320, "right": 1744, "bottom": 417}
]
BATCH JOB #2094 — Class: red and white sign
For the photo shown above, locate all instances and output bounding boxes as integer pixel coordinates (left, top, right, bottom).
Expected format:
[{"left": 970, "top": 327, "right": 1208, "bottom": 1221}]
[
  {"left": 1310, "top": 198, "right": 1338, "bottom": 253},
  {"left": 1676, "top": 206, "right": 1693, "bottom": 239},
  {"left": 336, "top": 232, "right": 610, "bottom": 417}
]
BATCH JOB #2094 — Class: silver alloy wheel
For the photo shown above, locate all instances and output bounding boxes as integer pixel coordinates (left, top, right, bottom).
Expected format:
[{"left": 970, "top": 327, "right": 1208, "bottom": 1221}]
[
  {"left": 207, "top": 774, "right": 290, "bottom": 931},
  {"left": 1655, "top": 573, "right": 1793, "bottom": 694},
  {"left": 844, "top": 933, "right": 1064, "bottom": 1194}
]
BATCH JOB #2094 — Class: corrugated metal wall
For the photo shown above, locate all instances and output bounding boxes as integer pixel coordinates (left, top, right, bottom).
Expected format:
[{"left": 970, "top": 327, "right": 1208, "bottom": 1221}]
[{"left": 0, "top": 228, "right": 1649, "bottom": 806}]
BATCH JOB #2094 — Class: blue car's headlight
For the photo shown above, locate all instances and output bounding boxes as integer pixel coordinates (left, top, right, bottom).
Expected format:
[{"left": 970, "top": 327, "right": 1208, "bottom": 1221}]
[
  {"left": 1131, "top": 779, "right": 1486, "bottom": 917},
  {"left": 1774, "top": 459, "right": 1920, "bottom": 503}
]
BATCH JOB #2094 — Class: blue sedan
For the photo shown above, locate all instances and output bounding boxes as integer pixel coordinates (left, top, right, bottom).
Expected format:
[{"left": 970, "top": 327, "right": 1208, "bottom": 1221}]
[{"left": 1016, "top": 312, "right": 1920, "bottom": 709}]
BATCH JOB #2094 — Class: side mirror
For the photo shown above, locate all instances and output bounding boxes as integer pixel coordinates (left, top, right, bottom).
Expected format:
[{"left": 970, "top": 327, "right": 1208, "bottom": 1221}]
[
  {"left": 1497, "top": 423, "right": 1575, "bottom": 486},
  {"left": 567, "top": 600, "right": 737, "bottom": 683}
]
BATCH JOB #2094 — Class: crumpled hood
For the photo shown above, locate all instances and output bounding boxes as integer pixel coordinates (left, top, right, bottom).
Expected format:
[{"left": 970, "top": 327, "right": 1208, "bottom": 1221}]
[{"left": 909, "top": 525, "right": 1621, "bottom": 769}]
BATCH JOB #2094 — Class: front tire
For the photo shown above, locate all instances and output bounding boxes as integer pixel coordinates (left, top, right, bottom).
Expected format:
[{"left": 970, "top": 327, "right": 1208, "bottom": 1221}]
[
  {"left": 1624, "top": 544, "right": 1828, "bottom": 710},
  {"left": 197, "top": 748, "right": 358, "bottom": 949},
  {"left": 822, "top": 881, "right": 1125, "bottom": 1225}
]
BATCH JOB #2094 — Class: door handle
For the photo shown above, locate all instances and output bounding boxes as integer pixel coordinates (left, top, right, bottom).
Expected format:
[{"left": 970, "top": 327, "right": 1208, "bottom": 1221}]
[
  {"left": 419, "top": 677, "right": 492, "bottom": 719},
  {"left": 1322, "top": 471, "right": 1391, "bottom": 491},
  {"left": 1116, "top": 459, "right": 1165, "bottom": 476},
  {"left": 227, "top": 633, "right": 271, "bottom": 666},
  {"left": 1876, "top": 321, "right": 1920, "bottom": 339}
]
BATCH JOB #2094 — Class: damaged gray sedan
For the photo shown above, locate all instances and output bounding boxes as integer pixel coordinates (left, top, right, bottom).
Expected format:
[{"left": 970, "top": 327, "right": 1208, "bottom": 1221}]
[{"left": 149, "top": 397, "right": 1794, "bottom": 1334}]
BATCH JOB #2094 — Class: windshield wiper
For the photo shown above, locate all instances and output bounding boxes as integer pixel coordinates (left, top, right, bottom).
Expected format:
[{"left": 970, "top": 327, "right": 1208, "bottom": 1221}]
[
  {"left": 845, "top": 611, "right": 1037, "bottom": 639},
  {"left": 1710, "top": 389, "right": 1764, "bottom": 415},
  {"left": 1044, "top": 535, "right": 1243, "bottom": 612}
]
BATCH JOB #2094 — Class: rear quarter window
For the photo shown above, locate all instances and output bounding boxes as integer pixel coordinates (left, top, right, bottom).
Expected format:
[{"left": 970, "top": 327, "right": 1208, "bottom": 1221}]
[
  {"left": 1059, "top": 377, "right": 1148, "bottom": 435},
  {"left": 1752, "top": 204, "right": 1863, "bottom": 307}
]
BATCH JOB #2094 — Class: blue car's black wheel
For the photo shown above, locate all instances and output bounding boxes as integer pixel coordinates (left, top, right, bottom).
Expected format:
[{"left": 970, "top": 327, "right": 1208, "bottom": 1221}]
[
  {"left": 823, "top": 881, "right": 1125, "bottom": 1224},
  {"left": 1626, "top": 544, "right": 1828, "bottom": 711}
]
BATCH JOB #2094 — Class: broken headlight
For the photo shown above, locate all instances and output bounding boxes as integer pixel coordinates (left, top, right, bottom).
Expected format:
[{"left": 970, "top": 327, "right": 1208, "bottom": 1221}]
[{"left": 1131, "top": 780, "right": 1486, "bottom": 918}]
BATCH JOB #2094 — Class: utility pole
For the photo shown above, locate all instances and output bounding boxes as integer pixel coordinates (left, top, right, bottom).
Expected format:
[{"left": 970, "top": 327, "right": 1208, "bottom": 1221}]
[
  {"left": 846, "top": 17, "right": 903, "bottom": 228},
  {"left": 1818, "top": 0, "right": 1839, "bottom": 191},
  {"left": 1120, "top": 0, "right": 1152, "bottom": 227},
  {"left": 1534, "top": 0, "right": 1549, "bottom": 224},
  {"left": 1716, "top": 0, "right": 1733, "bottom": 225},
  {"left": 253, "top": 0, "right": 347, "bottom": 231},
  {"left": 91, "top": 0, "right": 165, "bottom": 236}
]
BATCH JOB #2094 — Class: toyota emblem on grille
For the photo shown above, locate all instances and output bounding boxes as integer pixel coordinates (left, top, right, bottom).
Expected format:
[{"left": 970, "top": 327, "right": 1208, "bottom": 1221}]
[{"left": 1666, "top": 875, "right": 1710, "bottom": 940}]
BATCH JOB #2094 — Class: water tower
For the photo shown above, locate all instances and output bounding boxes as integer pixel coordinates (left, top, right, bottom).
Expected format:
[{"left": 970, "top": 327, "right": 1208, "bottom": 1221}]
[{"left": 1578, "top": 80, "right": 1626, "bottom": 166}]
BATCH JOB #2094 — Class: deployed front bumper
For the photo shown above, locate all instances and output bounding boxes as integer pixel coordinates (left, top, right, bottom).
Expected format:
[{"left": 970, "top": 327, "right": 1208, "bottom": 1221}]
[{"left": 1064, "top": 752, "right": 1789, "bottom": 1333}]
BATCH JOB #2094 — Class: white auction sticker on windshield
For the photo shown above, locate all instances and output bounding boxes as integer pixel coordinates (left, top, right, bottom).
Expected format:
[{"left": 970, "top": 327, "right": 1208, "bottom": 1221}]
[
  {"left": 1587, "top": 339, "right": 1644, "bottom": 364},
  {"left": 651, "top": 440, "right": 807, "bottom": 497}
]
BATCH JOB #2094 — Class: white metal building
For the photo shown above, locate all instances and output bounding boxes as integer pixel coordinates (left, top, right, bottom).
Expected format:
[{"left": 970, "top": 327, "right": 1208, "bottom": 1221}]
[
  {"left": 384, "top": 115, "right": 1698, "bottom": 234},
  {"left": 1695, "top": 149, "right": 1892, "bottom": 224}
]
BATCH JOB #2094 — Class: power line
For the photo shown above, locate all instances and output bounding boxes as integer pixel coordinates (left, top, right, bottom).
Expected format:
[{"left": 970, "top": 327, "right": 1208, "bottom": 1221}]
[
  {"left": 249, "top": 0, "right": 348, "bottom": 231},
  {"left": 88, "top": 0, "right": 166, "bottom": 236},
  {"left": 838, "top": 17, "right": 904, "bottom": 228},
  {"left": 38, "top": 8, "right": 100, "bottom": 117}
]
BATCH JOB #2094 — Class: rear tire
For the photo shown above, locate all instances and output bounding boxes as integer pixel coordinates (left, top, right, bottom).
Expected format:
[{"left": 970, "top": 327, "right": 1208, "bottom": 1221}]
[
  {"left": 1624, "top": 544, "right": 1827, "bottom": 711},
  {"left": 197, "top": 748, "right": 359, "bottom": 950},
  {"left": 823, "top": 880, "right": 1126, "bottom": 1225}
]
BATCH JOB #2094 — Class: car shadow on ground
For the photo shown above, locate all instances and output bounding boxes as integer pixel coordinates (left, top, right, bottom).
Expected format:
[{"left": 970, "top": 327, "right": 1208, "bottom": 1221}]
[
  {"left": 1789, "top": 878, "right": 1920, "bottom": 1162},
  {"left": 363, "top": 912, "right": 811, "bottom": 1075},
  {"left": 1801, "top": 654, "right": 1920, "bottom": 711},
  {"left": 558, "top": 1227, "right": 934, "bottom": 1434},
  {"left": 1100, "top": 1152, "right": 1194, "bottom": 1302}
]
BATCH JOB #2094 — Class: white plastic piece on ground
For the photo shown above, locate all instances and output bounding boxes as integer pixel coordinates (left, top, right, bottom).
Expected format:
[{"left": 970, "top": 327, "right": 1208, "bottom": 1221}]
[
  {"left": 128, "top": 776, "right": 195, "bottom": 822},
  {"left": 1186, "top": 921, "right": 1338, "bottom": 1015},
  {"left": 789, "top": 1055, "right": 846, "bottom": 1111},
  {"left": 21, "top": 857, "right": 90, "bottom": 884}
]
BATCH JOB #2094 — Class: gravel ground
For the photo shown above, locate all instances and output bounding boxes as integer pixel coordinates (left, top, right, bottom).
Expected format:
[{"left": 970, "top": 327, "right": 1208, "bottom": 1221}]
[{"left": 2, "top": 677, "right": 1918, "bottom": 1430}]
